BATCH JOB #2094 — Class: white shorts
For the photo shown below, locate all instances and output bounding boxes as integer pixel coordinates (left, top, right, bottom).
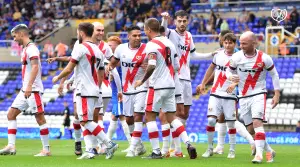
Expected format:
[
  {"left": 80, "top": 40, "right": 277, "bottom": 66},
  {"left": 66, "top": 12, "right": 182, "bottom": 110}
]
[
  {"left": 11, "top": 91, "right": 44, "bottom": 114},
  {"left": 146, "top": 88, "right": 176, "bottom": 113},
  {"left": 100, "top": 97, "right": 111, "bottom": 115},
  {"left": 123, "top": 92, "right": 146, "bottom": 117},
  {"left": 101, "top": 82, "right": 112, "bottom": 98},
  {"left": 76, "top": 96, "right": 97, "bottom": 122},
  {"left": 207, "top": 95, "right": 237, "bottom": 121},
  {"left": 95, "top": 93, "right": 103, "bottom": 109},
  {"left": 239, "top": 93, "right": 266, "bottom": 126},
  {"left": 73, "top": 91, "right": 76, "bottom": 103},
  {"left": 179, "top": 80, "right": 192, "bottom": 106},
  {"left": 175, "top": 75, "right": 183, "bottom": 104}
]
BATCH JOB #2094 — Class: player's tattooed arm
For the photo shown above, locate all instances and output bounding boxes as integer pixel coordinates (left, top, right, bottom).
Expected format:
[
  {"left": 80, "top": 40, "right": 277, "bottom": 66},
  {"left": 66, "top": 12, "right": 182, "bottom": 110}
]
[
  {"left": 106, "top": 56, "right": 119, "bottom": 74},
  {"left": 142, "top": 64, "right": 155, "bottom": 83},
  {"left": 52, "top": 62, "right": 76, "bottom": 83},
  {"left": 47, "top": 56, "right": 70, "bottom": 63},
  {"left": 24, "top": 58, "right": 39, "bottom": 98}
]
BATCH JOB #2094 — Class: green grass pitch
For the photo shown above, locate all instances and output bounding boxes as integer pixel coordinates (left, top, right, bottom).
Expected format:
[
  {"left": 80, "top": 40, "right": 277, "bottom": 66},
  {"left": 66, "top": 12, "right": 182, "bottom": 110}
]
[{"left": 0, "top": 139, "right": 299, "bottom": 167}]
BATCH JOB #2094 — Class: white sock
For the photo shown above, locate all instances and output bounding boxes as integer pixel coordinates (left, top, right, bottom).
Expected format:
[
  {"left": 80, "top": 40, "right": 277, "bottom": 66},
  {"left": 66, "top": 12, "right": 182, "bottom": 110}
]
[
  {"left": 264, "top": 141, "right": 273, "bottom": 152},
  {"left": 98, "top": 120, "right": 104, "bottom": 129},
  {"left": 39, "top": 124, "right": 50, "bottom": 151},
  {"left": 235, "top": 121, "right": 254, "bottom": 146},
  {"left": 254, "top": 126, "right": 266, "bottom": 157},
  {"left": 120, "top": 120, "right": 131, "bottom": 143},
  {"left": 207, "top": 117, "right": 216, "bottom": 149},
  {"left": 8, "top": 120, "right": 17, "bottom": 147},
  {"left": 171, "top": 119, "right": 190, "bottom": 146},
  {"left": 82, "top": 126, "right": 93, "bottom": 151},
  {"left": 128, "top": 124, "right": 134, "bottom": 136},
  {"left": 146, "top": 121, "right": 160, "bottom": 154},
  {"left": 177, "top": 117, "right": 186, "bottom": 126},
  {"left": 107, "top": 120, "right": 118, "bottom": 140},
  {"left": 171, "top": 127, "right": 181, "bottom": 153},
  {"left": 217, "top": 122, "right": 226, "bottom": 148},
  {"left": 129, "top": 122, "right": 143, "bottom": 151},
  {"left": 170, "top": 137, "right": 175, "bottom": 150},
  {"left": 161, "top": 124, "right": 170, "bottom": 154},
  {"left": 84, "top": 122, "right": 113, "bottom": 148},
  {"left": 73, "top": 120, "right": 81, "bottom": 142},
  {"left": 226, "top": 121, "right": 236, "bottom": 151}
]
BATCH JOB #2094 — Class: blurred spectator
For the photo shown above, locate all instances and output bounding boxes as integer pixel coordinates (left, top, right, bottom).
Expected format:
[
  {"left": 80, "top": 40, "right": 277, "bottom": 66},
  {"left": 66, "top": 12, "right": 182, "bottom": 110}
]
[
  {"left": 289, "top": 38, "right": 300, "bottom": 55},
  {"left": 43, "top": 40, "right": 54, "bottom": 57},
  {"left": 246, "top": 11, "right": 256, "bottom": 23},
  {"left": 33, "top": 25, "right": 44, "bottom": 40},
  {"left": 238, "top": 9, "right": 247, "bottom": 23},
  {"left": 44, "top": 0, "right": 51, "bottom": 10},
  {"left": 283, "top": 19, "right": 292, "bottom": 33},
  {"left": 116, "top": 8, "right": 124, "bottom": 22},
  {"left": 220, "top": 19, "right": 229, "bottom": 31},
  {"left": 55, "top": 42, "right": 68, "bottom": 57},
  {"left": 290, "top": 7, "right": 299, "bottom": 32},
  {"left": 197, "top": 19, "right": 207, "bottom": 34},
  {"left": 215, "top": 14, "right": 223, "bottom": 29},
  {"left": 13, "top": 7, "right": 22, "bottom": 21},
  {"left": 35, "top": 8, "right": 43, "bottom": 19},
  {"left": 258, "top": 15, "right": 267, "bottom": 28},
  {"left": 279, "top": 39, "right": 290, "bottom": 56},
  {"left": 183, "top": 0, "right": 191, "bottom": 13},
  {"left": 124, "top": 17, "right": 132, "bottom": 29},
  {"left": 296, "top": 121, "right": 300, "bottom": 132},
  {"left": 209, "top": 9, "right": 216, "bottom": 29},
  {"left": 71, "top": 0, "right": 84, "bottom": 16},
  {"left": 136, "top": 18, "right": 144, "bottom": 29},
  {"left": 206, "top": 20, "right": 214, "bottom": 34}
]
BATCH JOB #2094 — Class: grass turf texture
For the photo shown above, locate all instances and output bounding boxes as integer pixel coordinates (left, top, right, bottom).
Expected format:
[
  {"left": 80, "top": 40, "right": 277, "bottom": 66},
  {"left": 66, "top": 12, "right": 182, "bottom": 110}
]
[{"left": 0, "top": 139, "right": 299, "bottom": 167}]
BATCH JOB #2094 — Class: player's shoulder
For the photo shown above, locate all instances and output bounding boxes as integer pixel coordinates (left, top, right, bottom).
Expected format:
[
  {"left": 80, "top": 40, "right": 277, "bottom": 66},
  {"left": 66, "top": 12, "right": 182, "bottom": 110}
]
[{"left": 26, "top": 43, "right": 39, "bottom": 53}]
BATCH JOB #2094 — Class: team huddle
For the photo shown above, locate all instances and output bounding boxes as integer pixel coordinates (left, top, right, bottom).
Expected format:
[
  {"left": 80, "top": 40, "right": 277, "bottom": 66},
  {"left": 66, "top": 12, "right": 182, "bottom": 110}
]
[{"left": 0, "top": 10, "right": 280, "bottom": 164}]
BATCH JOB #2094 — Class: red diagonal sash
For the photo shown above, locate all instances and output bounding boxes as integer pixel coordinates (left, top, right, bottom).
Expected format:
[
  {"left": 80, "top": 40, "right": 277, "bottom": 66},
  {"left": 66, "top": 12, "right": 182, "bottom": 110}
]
[
  {"left": 123, "top": 44, "right": 147, "bottom": 92},
  {"left": 150, "top": 39, "right": 174, "bottom": 79},
  {"left": 82, "top": 43, "right": 98, "bottom": 85},
  {"left": 242, "top": 51, "right": 264, "bottom": 96},
  {"left": 179, "top": 32, "right": 191, "bottom": 74}
]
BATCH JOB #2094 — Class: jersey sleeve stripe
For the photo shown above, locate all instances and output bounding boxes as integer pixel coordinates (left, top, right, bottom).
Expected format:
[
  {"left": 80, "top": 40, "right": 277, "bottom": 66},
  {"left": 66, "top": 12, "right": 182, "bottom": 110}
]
[
  {"left": 190, "top": 48, "right": 196, "bottom": 53},
  {"left": 212, "top": 62, "right": 216, "bottom": 65},
  {"left": 113, "top": 55, "right": 120, "bottom": 60},
  {"left": 266, "top": 64, "right": 274, "bottom": 71},
  {"left": 70, "top": 58, "right": 79, "bottom": 64},
  {"left": 29, "top": 56, "right": 39, "bottom": 60},
  {"left": 167, "top": 30, "right": 171, "bottom": 38}
]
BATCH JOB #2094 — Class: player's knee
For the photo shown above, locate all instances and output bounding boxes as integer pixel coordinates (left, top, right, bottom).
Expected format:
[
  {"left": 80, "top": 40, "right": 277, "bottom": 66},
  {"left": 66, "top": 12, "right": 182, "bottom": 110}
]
[
  {"left": 35, "top": 113, "right": 46, "bottom": 125},
  {"left": 226, "top": 121, "right": 235, "bottom": 129},
  {"left": 246, "top": 124, "right": 255, "bottom": 135},
  {"left": 7, "top": 112, "right": 16, "bottom": 120},
  {"left": 207, "top": 116, "right": 217, "bottom": 127},
  {"left": 126, "top": 116, "right": 134, "bottom": 125},
  {"left": 252, "top": 119, "right": 263, "bottom": 128},
  {"left": 80, "top": 121, "right": 87, "bottom": 126}
]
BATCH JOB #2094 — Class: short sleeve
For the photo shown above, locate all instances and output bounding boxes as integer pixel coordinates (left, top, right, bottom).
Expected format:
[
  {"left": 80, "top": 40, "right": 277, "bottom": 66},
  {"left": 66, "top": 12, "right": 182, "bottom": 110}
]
[
  {"left": 146, "top": 42, "right": 157, "bottom": 66},
  {"left": 264, "top": 54, "right": 275, "bottom": 71},
  {"left": 229, "top": 53, "right": 239, "bottom": 70},
  {"left": 71, "top": 44, "right": 84, "bottom": 64},
  {"left": 104, "top": 44, "right": 113, "bottom": 59},
  {"left": 113, "top": 45, "right": 122, "bottom": 60},
  {"left": 26, "top": 45, "right": 40, "bottom": 60},
  {"left": 189, "top": 34, "right": 196, "bottom": 53},
  {"left": 212, "top": 52, "right": 217, "bottom": 65}
]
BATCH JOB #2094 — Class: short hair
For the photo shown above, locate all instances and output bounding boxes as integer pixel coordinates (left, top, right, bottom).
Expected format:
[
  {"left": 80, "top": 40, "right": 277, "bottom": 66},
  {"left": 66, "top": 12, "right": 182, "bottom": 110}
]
[
  {"left": 223, "top": 33, "right": 237, "bottom": 43},
  {"left": 11, "top": 24, "right": 29, "bottom": 35},
  {"left": 175, "top": 10, "right": 189, "bottom": 19},
  {"left": 220, "top": 30, "right": 233, "bottom": 37},
  {"left": 107, "top": 36, "right": 122, "bottom": 45},
  {"left": 144, "top": 18, "right": 160, "bottom": 33},
  {"left": 159, "top": 26, "right": 165, "bottom": 34},
  {"left": 78, "top": 22, "right": 94, "bottom": 37},
  {"left": 127, "top": 25, "right": 141, "bottom": 33}
]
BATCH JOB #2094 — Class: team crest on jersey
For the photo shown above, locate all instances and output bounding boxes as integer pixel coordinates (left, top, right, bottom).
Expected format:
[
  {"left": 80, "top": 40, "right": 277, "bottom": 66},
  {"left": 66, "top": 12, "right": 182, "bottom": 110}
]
[
  {"left": 208, "top": 107, "right": 213, "bottom": 112},
  {"left": 122, "top": 55, "right": 126, "bottom": 58},
  {"left": 256, "top": 62, "right": 263, "bottom": 68},
  {"left": 229, "top": 59, "right": 234, "bottom": 67},
  {"left": 232, "top": 113, "right": 236, "bottom": 117},
  {"left": 136, "top": 55, "right": 142, "bottom": 60}
]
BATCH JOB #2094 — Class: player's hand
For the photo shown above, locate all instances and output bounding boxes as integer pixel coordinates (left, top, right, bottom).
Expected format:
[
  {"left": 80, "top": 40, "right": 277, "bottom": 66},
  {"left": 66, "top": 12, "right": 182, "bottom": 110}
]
[
  {"left": 271, "top": 93, "right": 280, "bottom": 109},
  {"left": 47, "top": 57, "right": 56, "bottom": 64},
  {"left": 52, "top": 76, "right": 59, "bottom": 84},
  {"left": 161, "top": 12, "right": 170, "bottom": 19},
  {"left": 229, "top": 75, "right": 239, "bottom": 83},
  {"left": 134, "top": 80, "right": 143, "bottom": 89},
  {"left": 118, "top": 92, "right": 123, "bottom": 102},
  {"left": 24, "top": 86, "right": 32, "bottom": 99},
  {"left": 196, "top": 84, "right": 206, "bottom": 95},
  {"left": 58, "top": 84, "right": 64, "bottom": 96},
  {"left": 226, "top": 83, "right": 238, "bottom": 94},
  {"left": 105, "top": 64, "right": 112, "bottom": 76}
]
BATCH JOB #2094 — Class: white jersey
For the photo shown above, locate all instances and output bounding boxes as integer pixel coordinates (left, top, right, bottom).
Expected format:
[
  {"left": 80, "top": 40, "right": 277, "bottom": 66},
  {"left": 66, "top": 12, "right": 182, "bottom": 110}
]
[
  {"left": 146, "top": 36, "right": 176, "bottom": 89},
  {"left": 165, "top": 29, "right": 196, "bottom": 81},
  {"left": 229, "top": 50, "right": 275, "bottom": 97},
  {"left": 211, "top": 49, "right": 236, "bottom": 99},
  {"left": 101, "top": 59, "right": 112, "bottom": 97},
  {"left": 98, "top": 41, "right": 113, "bottom": 60},
  {"left": 71, "top": 41, "right": 105, "bottom": 97},
  {"left": 114, "top": 43, "right": 147, "bottom": 94},
  {"left": 21, "top": 42, "right": 43, "bottom": 92}
]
